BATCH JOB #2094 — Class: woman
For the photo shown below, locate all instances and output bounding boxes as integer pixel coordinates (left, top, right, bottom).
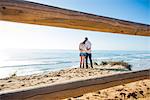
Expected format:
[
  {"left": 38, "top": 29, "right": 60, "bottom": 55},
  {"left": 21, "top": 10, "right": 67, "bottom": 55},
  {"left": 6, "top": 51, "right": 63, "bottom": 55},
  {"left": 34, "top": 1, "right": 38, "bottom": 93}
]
[{"left": 79, "top": 40, "right": 87, "bottom": 68}]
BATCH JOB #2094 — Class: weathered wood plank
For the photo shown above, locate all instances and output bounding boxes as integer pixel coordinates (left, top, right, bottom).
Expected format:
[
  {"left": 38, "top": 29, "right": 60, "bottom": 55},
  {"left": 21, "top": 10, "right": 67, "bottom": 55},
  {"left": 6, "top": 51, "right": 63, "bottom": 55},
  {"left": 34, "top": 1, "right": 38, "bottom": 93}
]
[
  {"left": 0, "top": 0, "right": 149, "bottom": 36},
  {"left": 0, "top": 69, "right": 149, "bottom": 100}
]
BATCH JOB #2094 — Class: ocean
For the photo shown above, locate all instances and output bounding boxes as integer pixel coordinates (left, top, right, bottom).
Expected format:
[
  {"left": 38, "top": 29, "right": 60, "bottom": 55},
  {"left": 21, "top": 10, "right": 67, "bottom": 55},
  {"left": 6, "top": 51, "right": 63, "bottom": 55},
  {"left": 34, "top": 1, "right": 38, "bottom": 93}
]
[{"left": 0, "top": 49, "right": 149, "bottom": 79}]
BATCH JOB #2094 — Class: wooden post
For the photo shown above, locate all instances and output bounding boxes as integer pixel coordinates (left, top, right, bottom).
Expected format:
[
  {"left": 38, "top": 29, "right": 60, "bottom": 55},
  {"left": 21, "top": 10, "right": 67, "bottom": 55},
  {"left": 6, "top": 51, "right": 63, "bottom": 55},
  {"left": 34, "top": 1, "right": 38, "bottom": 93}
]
[{"left": 0, "top": 0, "right": 149, "bottom": 36}]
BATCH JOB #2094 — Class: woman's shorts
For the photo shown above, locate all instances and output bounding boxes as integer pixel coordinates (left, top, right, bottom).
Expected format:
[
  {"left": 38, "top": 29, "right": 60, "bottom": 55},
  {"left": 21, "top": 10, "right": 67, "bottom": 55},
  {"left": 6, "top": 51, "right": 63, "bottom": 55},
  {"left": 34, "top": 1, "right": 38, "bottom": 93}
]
[{"left": 80, "top": 52, "right": 87, "bottom": 56}]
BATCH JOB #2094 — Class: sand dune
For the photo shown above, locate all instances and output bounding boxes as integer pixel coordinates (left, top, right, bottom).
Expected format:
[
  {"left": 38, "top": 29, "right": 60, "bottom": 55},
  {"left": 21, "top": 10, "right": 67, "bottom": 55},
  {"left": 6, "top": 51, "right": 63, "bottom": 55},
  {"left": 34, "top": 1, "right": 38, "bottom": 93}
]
[{"left": 0, "top": 66, "right": 149, "bottom": 99}]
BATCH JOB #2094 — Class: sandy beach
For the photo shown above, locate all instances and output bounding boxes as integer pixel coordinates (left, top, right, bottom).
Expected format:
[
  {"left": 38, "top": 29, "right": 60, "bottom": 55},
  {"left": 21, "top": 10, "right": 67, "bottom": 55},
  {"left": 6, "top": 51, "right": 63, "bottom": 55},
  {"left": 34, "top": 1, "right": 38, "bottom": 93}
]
[
  {"left": 0, "top": 65, "right": 150, "bottom": 100},
  {"left": 0, "top": 0, "right": 149, "bottom": 100}
]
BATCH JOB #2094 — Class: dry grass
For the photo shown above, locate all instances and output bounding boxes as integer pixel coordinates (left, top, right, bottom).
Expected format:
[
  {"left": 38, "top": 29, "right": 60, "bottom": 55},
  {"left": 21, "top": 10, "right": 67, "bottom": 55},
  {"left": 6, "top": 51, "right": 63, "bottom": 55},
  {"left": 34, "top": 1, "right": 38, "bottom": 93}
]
[{"left": 97, "top": 61, "right": 132, "bottom": 71}]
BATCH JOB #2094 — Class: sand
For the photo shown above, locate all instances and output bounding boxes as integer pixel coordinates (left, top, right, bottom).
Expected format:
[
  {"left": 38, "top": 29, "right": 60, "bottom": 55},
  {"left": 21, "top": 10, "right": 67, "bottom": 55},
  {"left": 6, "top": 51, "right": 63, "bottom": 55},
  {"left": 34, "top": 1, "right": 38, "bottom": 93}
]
[
  {"left": 64, "top": 79, "right": 150, "bottom": 100},
  {"left": 0, "top": 65, "right": 150, "bottom": 100}
]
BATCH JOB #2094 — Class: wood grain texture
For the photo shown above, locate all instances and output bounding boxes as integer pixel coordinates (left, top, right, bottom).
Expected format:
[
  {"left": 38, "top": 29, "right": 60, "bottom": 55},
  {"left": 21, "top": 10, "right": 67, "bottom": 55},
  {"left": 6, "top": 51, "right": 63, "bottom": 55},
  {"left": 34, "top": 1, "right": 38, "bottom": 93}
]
[
  {"left": 0, "top": 69, "right": 149, "bottom": 100},
  {"left": 0, "top": 0, "right": 150, "bottom": 36}
]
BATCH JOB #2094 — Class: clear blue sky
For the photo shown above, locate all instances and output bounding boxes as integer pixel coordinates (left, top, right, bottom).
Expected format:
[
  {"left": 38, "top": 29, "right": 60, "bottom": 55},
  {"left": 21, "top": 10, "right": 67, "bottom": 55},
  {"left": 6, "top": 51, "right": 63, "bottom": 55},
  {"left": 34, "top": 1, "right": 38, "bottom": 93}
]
[{"left": 0, "top": 0, "right": 149, "bottom": 50}]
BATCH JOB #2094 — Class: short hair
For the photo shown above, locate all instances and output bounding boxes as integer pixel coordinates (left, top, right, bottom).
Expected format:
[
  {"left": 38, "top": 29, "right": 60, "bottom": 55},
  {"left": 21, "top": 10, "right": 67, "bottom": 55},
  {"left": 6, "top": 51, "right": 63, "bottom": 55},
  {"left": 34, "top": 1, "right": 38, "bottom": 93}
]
[{"left": 85, "top": 37, "right": 88, "bottom": 40}]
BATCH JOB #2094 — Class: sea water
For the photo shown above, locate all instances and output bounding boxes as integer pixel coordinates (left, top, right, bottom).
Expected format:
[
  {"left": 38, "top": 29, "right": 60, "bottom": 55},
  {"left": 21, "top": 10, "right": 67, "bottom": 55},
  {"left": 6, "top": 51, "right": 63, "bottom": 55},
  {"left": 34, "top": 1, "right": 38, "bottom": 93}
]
[{"left": 0, "top": 49, "right": 149, "bottom": 79}]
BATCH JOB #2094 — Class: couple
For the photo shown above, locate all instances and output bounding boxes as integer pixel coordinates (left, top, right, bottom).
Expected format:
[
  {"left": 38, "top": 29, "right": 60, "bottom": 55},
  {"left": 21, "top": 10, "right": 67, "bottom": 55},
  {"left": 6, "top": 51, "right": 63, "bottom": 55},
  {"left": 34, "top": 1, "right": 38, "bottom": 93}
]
[{"left": 79, "top": 37, "right": 93, "bottom": 68}]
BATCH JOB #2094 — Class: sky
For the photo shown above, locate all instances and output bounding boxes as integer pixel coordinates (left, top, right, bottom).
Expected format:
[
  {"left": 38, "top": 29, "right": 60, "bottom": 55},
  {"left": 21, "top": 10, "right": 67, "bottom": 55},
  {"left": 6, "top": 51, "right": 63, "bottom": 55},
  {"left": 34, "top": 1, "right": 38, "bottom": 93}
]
[{"left": 0, "top": 0, "right": 149, "bottom": 50}]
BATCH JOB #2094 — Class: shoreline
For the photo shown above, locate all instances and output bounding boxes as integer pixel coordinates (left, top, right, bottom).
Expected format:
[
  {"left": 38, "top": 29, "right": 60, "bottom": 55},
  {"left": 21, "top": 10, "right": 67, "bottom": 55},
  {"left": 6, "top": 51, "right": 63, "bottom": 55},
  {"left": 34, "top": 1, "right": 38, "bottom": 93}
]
[{"left": 0, "top": 66, "right": 150, "bottom": 99}]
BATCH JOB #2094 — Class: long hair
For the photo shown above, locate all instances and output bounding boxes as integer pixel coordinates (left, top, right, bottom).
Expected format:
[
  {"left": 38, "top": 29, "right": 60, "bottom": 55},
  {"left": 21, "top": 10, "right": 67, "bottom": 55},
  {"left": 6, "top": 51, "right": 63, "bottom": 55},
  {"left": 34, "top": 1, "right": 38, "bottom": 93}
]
[
  {"left": 82, "top": 39, "right": 87, "bottom": 44},
  {"left": 82, "top": 37, "right": 88, "bottom": 44}
]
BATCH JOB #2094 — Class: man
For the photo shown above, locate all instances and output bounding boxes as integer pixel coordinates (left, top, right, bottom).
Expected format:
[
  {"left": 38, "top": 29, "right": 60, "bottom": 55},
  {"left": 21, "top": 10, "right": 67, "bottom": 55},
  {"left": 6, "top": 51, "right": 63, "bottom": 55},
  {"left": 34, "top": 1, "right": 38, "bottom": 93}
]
[{"left": 85, "top": 37, "right": 93, "bottom": 68}]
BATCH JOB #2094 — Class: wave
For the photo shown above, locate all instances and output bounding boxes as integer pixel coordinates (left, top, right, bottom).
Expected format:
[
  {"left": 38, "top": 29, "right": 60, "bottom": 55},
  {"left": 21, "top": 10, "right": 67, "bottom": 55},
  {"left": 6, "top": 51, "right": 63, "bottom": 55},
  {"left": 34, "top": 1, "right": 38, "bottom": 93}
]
[{"left": 0, "top": 60, "right": 79, "bottom": 68}]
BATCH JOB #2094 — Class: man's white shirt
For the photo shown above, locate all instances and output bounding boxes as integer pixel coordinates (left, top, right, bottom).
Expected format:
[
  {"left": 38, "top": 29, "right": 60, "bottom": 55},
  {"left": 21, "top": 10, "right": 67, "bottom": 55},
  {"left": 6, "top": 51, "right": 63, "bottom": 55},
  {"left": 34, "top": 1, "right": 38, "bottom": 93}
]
[{"left": 85, "top": 40, "right": 92, "bottom": 53}]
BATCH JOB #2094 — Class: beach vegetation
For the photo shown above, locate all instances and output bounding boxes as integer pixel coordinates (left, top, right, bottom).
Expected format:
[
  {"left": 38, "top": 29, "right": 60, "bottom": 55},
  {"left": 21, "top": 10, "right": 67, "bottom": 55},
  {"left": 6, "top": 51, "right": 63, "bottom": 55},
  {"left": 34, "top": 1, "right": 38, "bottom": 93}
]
[
  {"left": 98, "top": 61, "right": 132, "bottom": 71},
  {"left": 9, "top": 71, "right": 17, "bottom": 78}
]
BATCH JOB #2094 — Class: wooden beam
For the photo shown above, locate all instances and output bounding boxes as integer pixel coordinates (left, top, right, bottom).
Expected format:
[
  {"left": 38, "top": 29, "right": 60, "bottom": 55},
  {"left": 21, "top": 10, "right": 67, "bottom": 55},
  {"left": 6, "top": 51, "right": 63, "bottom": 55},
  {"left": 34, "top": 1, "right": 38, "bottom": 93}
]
[
  {"left": 0, "top": 0, "right": 149, "bottom": 36},
  {"left": 0, "top": 69, "right": 149, "bottom": 100}
]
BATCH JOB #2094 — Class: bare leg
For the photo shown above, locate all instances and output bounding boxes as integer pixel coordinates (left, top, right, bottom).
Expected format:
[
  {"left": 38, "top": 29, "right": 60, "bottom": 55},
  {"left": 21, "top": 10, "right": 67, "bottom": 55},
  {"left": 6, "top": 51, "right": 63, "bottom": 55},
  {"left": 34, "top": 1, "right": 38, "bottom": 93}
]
[
  {"left": 82, "top": 56, "right": 85, "bottom": 68},
  {"left": 80, "top": 56, "right": 82, "bottom": 68}
]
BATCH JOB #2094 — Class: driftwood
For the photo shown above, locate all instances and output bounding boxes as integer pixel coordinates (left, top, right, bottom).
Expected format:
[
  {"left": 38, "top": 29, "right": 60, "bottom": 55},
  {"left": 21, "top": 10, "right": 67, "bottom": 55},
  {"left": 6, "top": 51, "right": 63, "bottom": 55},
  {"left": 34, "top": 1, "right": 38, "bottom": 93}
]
[{"left": 0, "top": 0, "right": 149, "bottom": 36}]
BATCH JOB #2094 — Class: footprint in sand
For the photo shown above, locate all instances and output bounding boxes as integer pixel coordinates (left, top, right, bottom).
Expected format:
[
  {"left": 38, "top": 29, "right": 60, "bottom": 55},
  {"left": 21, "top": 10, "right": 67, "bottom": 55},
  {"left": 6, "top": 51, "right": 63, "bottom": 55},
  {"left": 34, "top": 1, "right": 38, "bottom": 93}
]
[
  {"left": 1, "top": 84, "right": 5, "bottom": 87},
  {"left": 7, "top": 80, "right": 12, "bottom": 83}
]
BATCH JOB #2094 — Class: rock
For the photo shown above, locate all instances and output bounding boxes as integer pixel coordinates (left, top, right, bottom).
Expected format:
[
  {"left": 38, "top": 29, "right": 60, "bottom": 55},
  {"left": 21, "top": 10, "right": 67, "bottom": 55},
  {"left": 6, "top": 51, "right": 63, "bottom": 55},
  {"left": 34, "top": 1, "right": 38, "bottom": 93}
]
[{"left": 94, "top": 62, "right": 99, "bottom": 66}]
